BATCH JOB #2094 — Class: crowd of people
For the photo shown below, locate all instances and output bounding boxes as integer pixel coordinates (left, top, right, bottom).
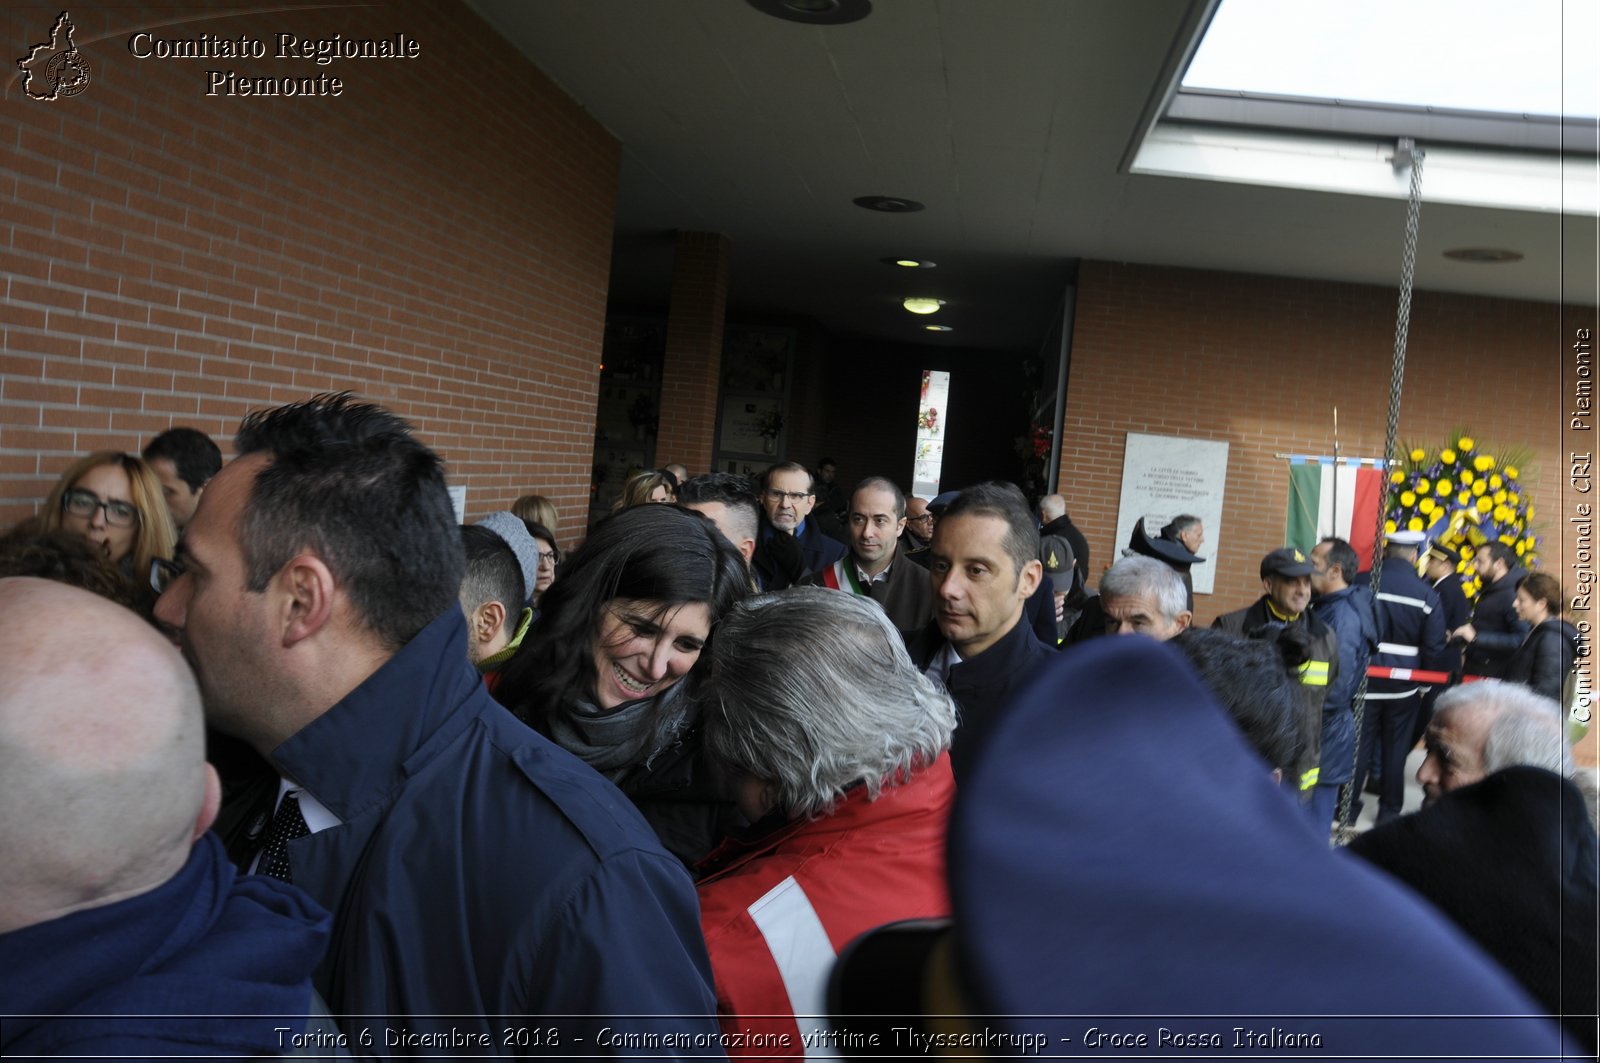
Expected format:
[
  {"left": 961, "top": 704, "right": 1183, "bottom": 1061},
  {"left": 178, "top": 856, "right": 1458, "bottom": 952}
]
[{"left": 0, "top": 392, "right": 1593, "bottom": 1058}]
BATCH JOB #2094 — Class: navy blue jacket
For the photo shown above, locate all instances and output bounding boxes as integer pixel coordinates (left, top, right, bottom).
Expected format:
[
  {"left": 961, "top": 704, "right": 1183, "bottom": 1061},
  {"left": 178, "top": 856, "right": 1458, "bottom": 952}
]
[
  {"left": 271, "top": 608, "right": 720, "bottom": 1055},
  {"left": 907, "top": 612, "right": 1056, "bottom": 780},
  {"left": 1370, "top": 556, "right": 1448, "bottom": 697},
  {"left": 752, "top": 517, "right": 846, "bottom": 590},
  {"left": 1, "top": 833, "right": 329, "bottom": 1059},
  {"left": 1311, "top": 583, "right": 1379, "bottom": 786},
  {"left": 1430, "top": 572, "right": 1471, "bottom": 676}
]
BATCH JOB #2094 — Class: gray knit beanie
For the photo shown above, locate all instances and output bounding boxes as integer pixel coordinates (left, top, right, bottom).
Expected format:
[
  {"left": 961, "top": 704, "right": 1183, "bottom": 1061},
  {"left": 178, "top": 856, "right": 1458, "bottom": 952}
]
[{"left": 475, "top": 510, "right": 541, "bottom": 600}]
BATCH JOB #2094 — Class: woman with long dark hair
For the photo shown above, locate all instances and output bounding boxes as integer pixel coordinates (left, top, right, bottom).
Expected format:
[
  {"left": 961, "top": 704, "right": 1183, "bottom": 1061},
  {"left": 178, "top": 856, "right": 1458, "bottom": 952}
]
[{"left": 496, "top": 502, "right": 751, "bottom": 865}]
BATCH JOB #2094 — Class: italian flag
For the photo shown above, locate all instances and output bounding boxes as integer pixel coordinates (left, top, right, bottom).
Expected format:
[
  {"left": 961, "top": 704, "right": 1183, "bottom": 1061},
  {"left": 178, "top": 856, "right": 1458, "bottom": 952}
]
[{"left": 1285, "top": 458, "right": 1386, "bottom": 569}]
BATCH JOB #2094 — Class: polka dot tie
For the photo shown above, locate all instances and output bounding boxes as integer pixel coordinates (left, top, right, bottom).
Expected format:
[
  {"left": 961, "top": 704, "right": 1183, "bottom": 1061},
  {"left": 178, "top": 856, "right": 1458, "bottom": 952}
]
[{"left": 257, "top": 790, "right": 311, "bottom": 883}]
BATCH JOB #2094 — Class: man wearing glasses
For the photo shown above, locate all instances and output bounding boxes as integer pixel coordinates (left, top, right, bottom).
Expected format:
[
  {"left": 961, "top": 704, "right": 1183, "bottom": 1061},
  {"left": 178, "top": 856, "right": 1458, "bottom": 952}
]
[
  {"left": 750, "top": 460, "right": 846, "bottom": 590},
  {"left": 902, "top": 495, "right": 935, "bottom": 567}
]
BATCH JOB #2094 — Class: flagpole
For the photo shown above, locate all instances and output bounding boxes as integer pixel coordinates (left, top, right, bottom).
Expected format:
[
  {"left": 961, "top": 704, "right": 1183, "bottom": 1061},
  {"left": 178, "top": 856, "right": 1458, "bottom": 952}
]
[{"left": 1331, "top": 407, "right": 1340, "bottom": 541}]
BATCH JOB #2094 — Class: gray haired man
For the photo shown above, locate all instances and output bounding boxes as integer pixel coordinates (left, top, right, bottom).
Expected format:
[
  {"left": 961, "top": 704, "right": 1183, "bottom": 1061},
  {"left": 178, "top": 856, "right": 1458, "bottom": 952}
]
[{"left": 1099, "top": 556, "right": 1192, "bottom": 640}]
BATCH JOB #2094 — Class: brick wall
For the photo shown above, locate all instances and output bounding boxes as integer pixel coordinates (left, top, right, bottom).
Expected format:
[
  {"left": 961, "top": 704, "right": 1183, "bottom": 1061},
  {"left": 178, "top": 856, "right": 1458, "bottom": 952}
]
[
  {"left": 655, "top": 232, "right": 729, "bottom": 473},
  {"left": 1, "top": 1, "right": 619, "bottom": 545}
]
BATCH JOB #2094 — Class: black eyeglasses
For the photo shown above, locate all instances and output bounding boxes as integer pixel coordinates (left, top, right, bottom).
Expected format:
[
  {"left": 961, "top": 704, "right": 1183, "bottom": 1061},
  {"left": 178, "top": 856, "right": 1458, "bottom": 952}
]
[
  {"left": 150, "top": 556, "right": 185, "bottom": 595},
  {"left": 907, "top": 513, "right": 935, "bottom": 524},
  {"left": 63, "top": 488, "right": 139, "bottom": 528},
  {"left": 536, "top": 549, "right": 560, "bottom": 568}
]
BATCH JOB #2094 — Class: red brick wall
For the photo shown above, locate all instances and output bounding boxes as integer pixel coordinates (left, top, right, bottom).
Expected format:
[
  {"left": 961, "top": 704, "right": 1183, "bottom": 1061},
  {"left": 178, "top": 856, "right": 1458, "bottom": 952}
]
[
  {"left": 1061, "top": 261, "right": 1596, "bottom": 761},
  {"left": 1, "top": 1, "right": 618, "bottom": 545},
  {"left": 656, "top": 232, "right": 729, "bottom": 473}
]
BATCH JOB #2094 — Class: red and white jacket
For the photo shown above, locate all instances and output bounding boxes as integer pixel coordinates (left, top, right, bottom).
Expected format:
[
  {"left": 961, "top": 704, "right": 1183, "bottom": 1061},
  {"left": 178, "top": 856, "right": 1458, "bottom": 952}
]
[{"left": 695, "top": 754, "right": 954, "bottom": 1058}]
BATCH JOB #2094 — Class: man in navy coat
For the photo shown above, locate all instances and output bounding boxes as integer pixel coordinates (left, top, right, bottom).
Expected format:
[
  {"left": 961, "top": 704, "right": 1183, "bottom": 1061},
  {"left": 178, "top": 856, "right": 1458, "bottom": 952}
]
[{"left": 154, "top": 394, "right": 719, "bottom": 1055}]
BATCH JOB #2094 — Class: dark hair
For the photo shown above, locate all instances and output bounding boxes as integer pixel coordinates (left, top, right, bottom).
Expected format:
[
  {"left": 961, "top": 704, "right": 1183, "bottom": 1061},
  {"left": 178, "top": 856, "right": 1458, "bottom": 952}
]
[
  {"left": 1516, "top": 571, "right": 1563, "bottom": 616},
  {"left": 1172, "top": 627, "right": 1302, "bottom": 773},
  {"left": 523, "top": 520, "right": 559, "bottom": 560},
  {"left": 1478, "top": 540, "right": 1516, "bottom": 570},
  {"left": 850, "top": 476, "right": 906, "bottom": 519},
  {"left": 141, "top": 427, "right": 223, "bottom": 492},
  {"left": 678, "top": 473, "right": 761, "bottom": 541},
  {"left": 1160, "top": 514, "right": 1200, "bottom": 540},
  {"left": 233, "top": 393, "right": 462, "bottom": 650},
  {"left": 1318, "top": 536, "right": 1360, "bottom": 584},
  {"left": 497, "top": 504, "right": 751, "bottom": 724},
  {"left": 763, "top": 461, "right": 814, "bottom": 494},
  {"left": 938, "top": 481, "right": 1039, "bottom": 576},
  {"left": 460, "top": 525, "right": 525, "bottom": 634},
  {"left": 0, "top": 521, "right": 145, "bottom": 615}
]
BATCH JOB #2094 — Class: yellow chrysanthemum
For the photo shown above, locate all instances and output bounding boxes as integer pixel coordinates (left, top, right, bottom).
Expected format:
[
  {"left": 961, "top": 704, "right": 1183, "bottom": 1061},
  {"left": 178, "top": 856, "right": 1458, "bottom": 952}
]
[
  {"left": 1458, "top": 436, "right": 1475, "bottom": 451},
  {"left": 1409, "top": 448, "right": 1426, "bottom": 463},
  {"left": 1493, "top": 490, "right": 1507, "bottom": 504},
  {"left": 1418, "top": 478, "right": 1432, "bottom": 494},
  {"left": 1489, "top": 474, "right": 1503, "bottom": 490},
  {"left": 1474, "top": 455, "right": 1496, "bottom": 472},
  {"left": 1390, "top": 470, "right": 1405, "bottom": 484},
  {"left": 1493, "top": 505, "right": 1510, "bottom": 522},
  {"left": 1470, "top": 480, "right": 1485, "bottom": 496},
  {"left": 1505, "top": 465, "right": 1519, "bottom": 480},
  {"left": 1419, "top": 498, "right": 1436, "bottom": 515},
  {"left": 1477, "top": 496, "right": 1494, "bottom": 513},
  {"left": 1516, "top": 540, "right": 1528, "bottom": 555},
  {"left": 1499, "top": 532, "right": 1515, "bottom": 544},
  {"left": 1440, "top": 448, "right": 1457, "bottom": 464},
  {"left": 1408, "top": 517, "right": 1425, "bottom": 532},
  {"left": 1400, "top": 490, "right": 1417, "bottom": 507},
  {"left": 1458, "top": 491, "right": 1472, "bottom": 506},
  {"left": 1385, "top": 519, "right": 1397, "bottom": 535},
  {"left": 1528, "top": 506, "right": 1536, "bottom": 520},
  {"left": 1436, "top": 480, "right": 1452, "bottom": 496},
  {"left": 1459, "top": 469, "right": 1474, "bottom": 484},
  {"left": 1508, "top": 492, "right": 1520, "bottom": 506}
]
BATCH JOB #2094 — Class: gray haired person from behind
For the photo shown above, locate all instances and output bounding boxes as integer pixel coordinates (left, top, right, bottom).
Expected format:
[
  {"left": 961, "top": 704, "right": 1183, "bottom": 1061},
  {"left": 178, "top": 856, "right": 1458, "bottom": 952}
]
[{"left": 692, "top": 588, "right": 959, "bottom": 1044}]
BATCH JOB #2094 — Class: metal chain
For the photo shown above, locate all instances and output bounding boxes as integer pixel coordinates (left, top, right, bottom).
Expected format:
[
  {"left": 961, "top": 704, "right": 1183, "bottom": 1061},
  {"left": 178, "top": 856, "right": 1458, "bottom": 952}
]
[{"left": 1335, "top": 143, "right": 1425, "bottom": 841}]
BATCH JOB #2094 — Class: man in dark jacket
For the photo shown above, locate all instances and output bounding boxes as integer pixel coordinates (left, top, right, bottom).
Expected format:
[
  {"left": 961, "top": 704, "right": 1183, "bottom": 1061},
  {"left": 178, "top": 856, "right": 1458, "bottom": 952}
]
[
  {"left": 153, "top": 394, "right": 719, "bottom": 1054},
  {"left": 1036, "top": 493, "right": 1082, "bottom": 642},
  {"left": 1214, "top": 546, "right": 1337, "bottom": 804},
  {"left": 751, "top": 460, "right": 847, "bottom": 590},
  {"left": 1454, "top": 540, "right": 1531, "bottom": 678},
  {"left": 1309, "top": 537, "right": 1379, "bottom": 836},
  {"left": 805, "top": 476, "right": 933, "bottom": 633},
  {"left": 1354, "top": 530, "right": 1449, "bottom": 825},
  {"left": 906, "top": 482, "right": 1053, "bottom": 779},
  {"left": 0, "top": 577, "right": 328, "bottom": 1059}
]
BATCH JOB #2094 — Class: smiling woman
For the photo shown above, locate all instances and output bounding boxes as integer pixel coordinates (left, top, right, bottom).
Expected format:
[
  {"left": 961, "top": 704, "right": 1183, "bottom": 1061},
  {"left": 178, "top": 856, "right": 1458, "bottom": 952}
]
[{"left": 496, "top": 503, "right": 752, "bottom": 866}]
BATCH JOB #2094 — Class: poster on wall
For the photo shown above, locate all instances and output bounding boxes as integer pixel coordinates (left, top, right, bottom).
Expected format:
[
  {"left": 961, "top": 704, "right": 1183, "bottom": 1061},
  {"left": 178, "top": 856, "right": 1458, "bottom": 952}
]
[
  {"left": 1113, "top": 432, "right": 1229, "bottom": 596},
  {"left": 719, "top": 396, "right": 785, "bottom": 457},
  {"left": 911, "top": 370, "right": 951, "bottom": 497}
]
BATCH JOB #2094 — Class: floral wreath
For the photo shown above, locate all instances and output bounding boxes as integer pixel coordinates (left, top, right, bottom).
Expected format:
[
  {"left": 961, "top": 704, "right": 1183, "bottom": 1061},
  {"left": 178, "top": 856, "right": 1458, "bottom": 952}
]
[{"left": 1384, "top": 433, "right": 1537, "bottom": 602}]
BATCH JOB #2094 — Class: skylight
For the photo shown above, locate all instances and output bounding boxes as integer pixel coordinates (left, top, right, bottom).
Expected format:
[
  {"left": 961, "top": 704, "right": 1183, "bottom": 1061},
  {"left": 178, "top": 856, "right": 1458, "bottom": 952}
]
[{"left": 1183, "top": 0, "right": 1597, "bottom": 120}]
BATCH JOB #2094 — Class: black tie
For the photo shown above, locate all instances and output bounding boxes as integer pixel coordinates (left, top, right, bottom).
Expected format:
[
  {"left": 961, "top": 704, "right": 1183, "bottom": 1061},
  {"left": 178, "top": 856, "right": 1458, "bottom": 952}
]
[{"left": 257, "top": 790, "right": 311, "bottom": 883}]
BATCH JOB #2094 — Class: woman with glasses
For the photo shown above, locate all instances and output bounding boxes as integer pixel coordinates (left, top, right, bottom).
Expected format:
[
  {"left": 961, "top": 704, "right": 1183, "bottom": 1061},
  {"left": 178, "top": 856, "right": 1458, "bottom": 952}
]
[
  {"left": 496, "top": 503, "right": 751, "bottom": 867},
  {"left": 38, "top": 452, "right": 175, "bottom": 592},
  {"left": 523, "top": 520, "right": 560, "bottom": 606}
]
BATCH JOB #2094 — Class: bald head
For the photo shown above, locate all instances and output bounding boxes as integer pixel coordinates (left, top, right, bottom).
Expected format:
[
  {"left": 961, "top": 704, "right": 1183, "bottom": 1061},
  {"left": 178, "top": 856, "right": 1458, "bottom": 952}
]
[
  {"left": 0, "top": 578, "right": 216, "bottom": 933},
  {"left": 1039, "top": 494, "right": 1066, "bottom": 523}
]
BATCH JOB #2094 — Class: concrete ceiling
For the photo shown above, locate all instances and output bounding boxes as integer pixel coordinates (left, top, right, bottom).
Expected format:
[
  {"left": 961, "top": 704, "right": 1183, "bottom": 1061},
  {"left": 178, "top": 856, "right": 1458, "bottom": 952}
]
[{"left": 468, "top": 0, "right": 1595, "bottom": 353}]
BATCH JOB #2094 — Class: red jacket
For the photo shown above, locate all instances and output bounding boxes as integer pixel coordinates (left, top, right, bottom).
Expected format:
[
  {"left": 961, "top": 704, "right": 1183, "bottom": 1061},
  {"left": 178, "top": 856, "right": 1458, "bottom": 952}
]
[{"left": 695, "top": 753, "right": 955, "bottom": 1057}]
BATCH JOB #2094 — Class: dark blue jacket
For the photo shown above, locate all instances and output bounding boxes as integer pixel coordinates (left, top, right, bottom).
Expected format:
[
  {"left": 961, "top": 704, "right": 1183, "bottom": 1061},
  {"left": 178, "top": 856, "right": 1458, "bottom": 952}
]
[
  {"left": 271, "top": 608, "right": 720, "bottom": 1055},
  {"left": 1468, "top": 566, "right": 1532, "bottom": 677},
  {"left": 1311, "top": 584, "right": 1379, "bottom": 786},
  {"left": 1370, "top": 556, "right": 1448, "bottom": 697},
  {"left": 1, "top": 833, "right": 329, "bottom": 1059},
  {"left": 1430, "top": 571, "right": 1471, "bottom": 676},
  {"left": 907, "top": 612, "right": 1056, "bottom": 780},
  {"left": 752, "top": 517, "right": 846, "bottom": 590}
]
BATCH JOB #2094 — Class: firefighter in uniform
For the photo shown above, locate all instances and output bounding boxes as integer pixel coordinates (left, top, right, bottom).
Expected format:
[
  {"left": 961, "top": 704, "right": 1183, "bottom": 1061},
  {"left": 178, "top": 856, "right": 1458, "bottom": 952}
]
[
  {"left": 1214, "top": 547, "right": 1337, "bottom": 805},
  {"left": 1351, "top": 529, "right": 1448, "bottom": 825}
]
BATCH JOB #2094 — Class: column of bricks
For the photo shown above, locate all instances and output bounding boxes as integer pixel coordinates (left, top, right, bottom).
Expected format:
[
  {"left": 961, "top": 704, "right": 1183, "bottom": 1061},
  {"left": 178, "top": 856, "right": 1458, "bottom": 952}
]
[{"left": 655, "top": 232, "right": 730, "bottom": 474}]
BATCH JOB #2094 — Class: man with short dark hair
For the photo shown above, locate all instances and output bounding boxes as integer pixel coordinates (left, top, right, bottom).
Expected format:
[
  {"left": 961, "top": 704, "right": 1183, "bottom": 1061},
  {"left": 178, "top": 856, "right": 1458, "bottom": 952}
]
[
  {"left": 153, "top": 393, "right": 719, "bottom": 1051},
  {"left": 751, "top": 460, "right": 846, "bottom": 590},
  {"left": 1309, "top": 536, "right": 1378, "bottom": 834},
  {"left": 812, "top": 456, "right": 847, "bottom": 539},
  {"left": 142, "top": 427, "right": 222, "bottom": 531},
  {"left": 1453, "top": 541, "right": 1530, "bottom": 678},
  {"left": 679, "top": 472, "right": 761, "bottom": 572},
  {"left": 805, "top": 476, "right": 933, "bottom": 632},
  {"left": 458, "top": 525, "right": 530, "bottom": 687},
  {"left": 1214, "top": 547, "right": 1338, "bottom": 805},
  {"left": 906, "top": 482, "right": 1052, "bottom": 778}
]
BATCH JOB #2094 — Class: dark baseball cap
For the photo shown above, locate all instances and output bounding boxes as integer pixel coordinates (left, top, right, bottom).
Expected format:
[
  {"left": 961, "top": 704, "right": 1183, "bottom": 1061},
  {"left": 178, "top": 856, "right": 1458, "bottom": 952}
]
[{"left": 1260, "top": 547, "right": 1313, "bottom": 579}]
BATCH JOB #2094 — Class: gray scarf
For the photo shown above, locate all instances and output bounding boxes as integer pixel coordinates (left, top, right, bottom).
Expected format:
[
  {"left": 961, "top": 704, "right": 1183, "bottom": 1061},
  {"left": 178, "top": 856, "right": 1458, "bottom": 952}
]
[{"left": 545, "top": 678, "right": 693, "bottom": 783}]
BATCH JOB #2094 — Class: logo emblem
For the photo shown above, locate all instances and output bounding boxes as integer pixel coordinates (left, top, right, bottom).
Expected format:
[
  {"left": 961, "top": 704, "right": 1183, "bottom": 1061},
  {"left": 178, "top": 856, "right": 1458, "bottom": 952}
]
[{"left": 18, "top": 11, "right": 92, "bottom": 101}]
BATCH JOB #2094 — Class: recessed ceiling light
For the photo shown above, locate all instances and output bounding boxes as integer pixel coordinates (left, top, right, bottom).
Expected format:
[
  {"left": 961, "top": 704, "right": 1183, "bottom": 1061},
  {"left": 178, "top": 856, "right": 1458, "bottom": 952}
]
[
  {"left": 882, "top": 257, "right": 937, "bottom": 269},
  {"left": 903, "top": 297, "right": 944, "bottom": 315},
  {"left": 747, "top": 0, "right": 872, "bottom": 26},
  {"left": 854, "top": 195, "right": 925, "bottom": 213},
  {"left": 1442, "top": 247, "right": 1524, "bottom": 264},
  {"left": 924, "top": 325, "right": 953, "bottom": 332}
]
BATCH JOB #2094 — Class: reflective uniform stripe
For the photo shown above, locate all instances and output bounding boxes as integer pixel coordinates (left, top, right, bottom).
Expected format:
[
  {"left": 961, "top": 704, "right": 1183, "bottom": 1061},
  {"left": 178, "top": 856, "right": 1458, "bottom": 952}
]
[
  {"left": 1377, "top": 642, "right": 1419, "bottom": 656},
  {"left": 1299, "top": 766, "right": 1320, "bottom": 790},
  {"left": 1376, "top": 591, "right": 1433, "bottom": 614},
  {"left": 1298, "top": 660, "right": 1330, "bottom": 686},
  {"left": 747, "top": 875, "right": 834, "bottom": 1055}
]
